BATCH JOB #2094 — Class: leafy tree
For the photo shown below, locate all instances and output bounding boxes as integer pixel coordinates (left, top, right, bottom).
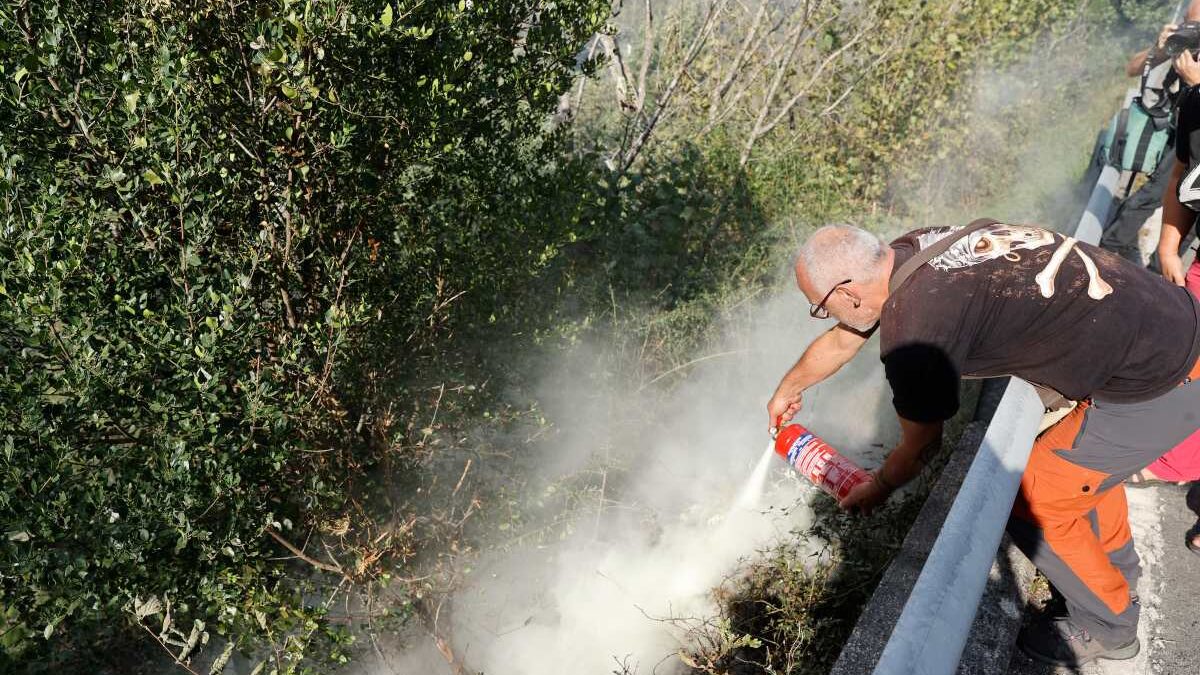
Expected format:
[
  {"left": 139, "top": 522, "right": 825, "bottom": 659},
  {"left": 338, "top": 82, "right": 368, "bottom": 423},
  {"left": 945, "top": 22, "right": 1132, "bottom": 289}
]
[{"left": 0, "top": 0, "right": 605, "bottom": 667}]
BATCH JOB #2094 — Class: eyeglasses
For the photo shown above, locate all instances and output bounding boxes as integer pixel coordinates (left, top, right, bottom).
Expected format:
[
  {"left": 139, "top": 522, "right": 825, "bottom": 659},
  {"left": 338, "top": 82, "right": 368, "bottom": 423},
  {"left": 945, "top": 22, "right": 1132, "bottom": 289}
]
[{"left": 809, "top": 278, "right": 852, "bottom": 319}]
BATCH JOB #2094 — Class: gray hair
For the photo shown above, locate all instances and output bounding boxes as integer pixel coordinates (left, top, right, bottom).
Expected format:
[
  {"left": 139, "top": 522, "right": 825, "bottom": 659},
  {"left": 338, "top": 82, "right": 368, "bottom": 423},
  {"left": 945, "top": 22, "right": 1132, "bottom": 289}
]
[{"left": 797, "top": 224, "right": 888, "bottom": 293}]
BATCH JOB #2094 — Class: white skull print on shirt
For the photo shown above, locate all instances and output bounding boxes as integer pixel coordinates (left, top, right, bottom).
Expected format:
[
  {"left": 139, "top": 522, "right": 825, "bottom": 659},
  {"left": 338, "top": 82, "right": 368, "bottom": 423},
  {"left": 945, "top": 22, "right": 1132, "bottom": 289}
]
[{"left": 914, "top": 224, "right": 1114, "bottom": 300}]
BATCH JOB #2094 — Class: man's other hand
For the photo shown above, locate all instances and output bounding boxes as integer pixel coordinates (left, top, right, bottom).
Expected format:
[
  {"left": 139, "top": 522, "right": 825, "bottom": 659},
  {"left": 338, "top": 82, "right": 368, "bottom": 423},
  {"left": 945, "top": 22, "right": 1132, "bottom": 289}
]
[
  {"left": 1162, "top": 252, "right": 1188, "bottom": 286},
  {"left": 838, "top": 476, "right": 890, "bottom": 515},
  {"left": 1175, "top": 49, "right": 1200, "bottom": 86}
]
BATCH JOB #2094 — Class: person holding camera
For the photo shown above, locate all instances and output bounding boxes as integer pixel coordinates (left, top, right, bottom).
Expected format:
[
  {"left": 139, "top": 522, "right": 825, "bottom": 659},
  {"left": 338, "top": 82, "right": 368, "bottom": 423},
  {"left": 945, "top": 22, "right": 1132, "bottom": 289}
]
[
  {"left": 1099, "top": 10, "right": 1200, "bottom": 265},
  {"left": 1156, "top": 49, "right": 1200, "bottom": 288}
]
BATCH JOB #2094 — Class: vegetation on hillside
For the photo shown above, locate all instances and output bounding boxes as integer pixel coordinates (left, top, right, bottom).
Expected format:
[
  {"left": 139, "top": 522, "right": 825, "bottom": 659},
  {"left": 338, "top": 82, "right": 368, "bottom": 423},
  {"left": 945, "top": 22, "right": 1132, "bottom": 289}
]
[{"left": 0, "top": 0, "right": 1168, "bottom": 672}]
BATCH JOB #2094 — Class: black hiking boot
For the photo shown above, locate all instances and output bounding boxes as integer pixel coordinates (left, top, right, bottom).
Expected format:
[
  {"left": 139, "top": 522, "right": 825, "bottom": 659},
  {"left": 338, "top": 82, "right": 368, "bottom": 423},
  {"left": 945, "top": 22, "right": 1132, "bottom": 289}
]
[{"left": 1018, "top": 617, "right": 1139, "bottom": 666}]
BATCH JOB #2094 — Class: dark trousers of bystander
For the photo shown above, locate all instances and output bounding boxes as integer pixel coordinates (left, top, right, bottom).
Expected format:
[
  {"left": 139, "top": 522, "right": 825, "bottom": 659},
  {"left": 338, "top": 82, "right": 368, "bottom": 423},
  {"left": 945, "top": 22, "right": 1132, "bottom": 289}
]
[{"left": 1099, "top": 149, "right": 1196, "bottom": 269}]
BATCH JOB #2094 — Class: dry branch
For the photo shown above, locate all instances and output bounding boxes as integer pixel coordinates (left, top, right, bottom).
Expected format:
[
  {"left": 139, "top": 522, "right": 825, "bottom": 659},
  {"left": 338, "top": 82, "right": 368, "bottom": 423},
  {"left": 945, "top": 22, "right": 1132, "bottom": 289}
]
[
  {"left": 619, "top": 0, "right": 726, "bottom": 173},
  {"left": 265, "top": 526, "right": 348, "bottom": 578},
  {"left": 634, "top": 0, "right": 655, "bottom": 117},
  {"left": 708, "top": 0, "right": 769, "bottom": 123}
]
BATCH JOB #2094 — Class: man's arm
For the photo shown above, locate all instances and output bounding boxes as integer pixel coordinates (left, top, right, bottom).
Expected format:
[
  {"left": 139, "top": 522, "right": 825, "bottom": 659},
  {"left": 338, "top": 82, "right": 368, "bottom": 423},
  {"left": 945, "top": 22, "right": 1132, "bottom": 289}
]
[
  {"left": 838, "top": 415, "right": 943, "bottom": 514},
  {"left": 1127, "top": 47, "right": 1152, "bottom": 78},
  {"left": 766, "top": 323, "right": 872, "bottom": 431},
  {"left": 1128, "top": 24, "right": 1180, "bottom": 76},
  {"left": 1158, "top": 159, "right": 1191, "bottom": 286}
]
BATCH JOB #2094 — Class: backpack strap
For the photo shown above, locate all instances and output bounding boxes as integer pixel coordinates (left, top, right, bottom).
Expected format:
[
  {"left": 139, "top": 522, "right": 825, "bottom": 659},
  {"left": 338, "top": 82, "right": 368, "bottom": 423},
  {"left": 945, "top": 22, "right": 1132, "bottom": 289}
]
[
  {"left": 1139, "top": 56, "right": 1178, "bottom": 119},
  {"left": 888, "top": 217, "right": 1000, "bottom": 294},
  {"left": 1131, "top": 107, "right": 1159, "bottom": 173},
  {"left": 1110, "top": 105, "right": 1131, "bottom": 167}
]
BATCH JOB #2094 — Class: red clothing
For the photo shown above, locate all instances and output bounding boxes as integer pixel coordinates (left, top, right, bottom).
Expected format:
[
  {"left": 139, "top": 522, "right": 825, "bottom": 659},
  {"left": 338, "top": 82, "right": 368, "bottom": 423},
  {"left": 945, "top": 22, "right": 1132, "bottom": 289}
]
[{"left": 1143, "top": 259, "right": 1200, "bottom": 482}]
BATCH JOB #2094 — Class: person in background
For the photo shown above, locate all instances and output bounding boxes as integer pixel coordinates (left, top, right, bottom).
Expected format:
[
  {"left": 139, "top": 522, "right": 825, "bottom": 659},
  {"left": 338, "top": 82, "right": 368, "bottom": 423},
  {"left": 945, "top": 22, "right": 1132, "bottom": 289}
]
[
  {"left": 1156, "top": 46, "right": 1200, "bottom": 290},
  {"left": 1143, "top": 45, "right": 1200, "bottom": 556},
  {"left": 1100, "top": 10, "right": 1200, "bottom": 265}
]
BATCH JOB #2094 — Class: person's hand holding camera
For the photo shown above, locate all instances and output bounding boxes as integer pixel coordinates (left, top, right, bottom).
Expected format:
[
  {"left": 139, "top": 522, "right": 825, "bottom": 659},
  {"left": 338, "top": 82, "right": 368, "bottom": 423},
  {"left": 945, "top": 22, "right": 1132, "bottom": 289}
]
[
  {"left": 1160, "top": 23, "right": 1180, "bottom": 52},
  {"left": 1175, "top": 49, "right": 1200, "bottom": 86}
]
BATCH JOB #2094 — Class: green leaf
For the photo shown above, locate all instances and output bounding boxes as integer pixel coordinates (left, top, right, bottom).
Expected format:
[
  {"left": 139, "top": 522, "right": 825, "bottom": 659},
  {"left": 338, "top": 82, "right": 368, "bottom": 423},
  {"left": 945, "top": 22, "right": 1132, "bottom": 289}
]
[
  {"left": 142, "top": 169, "right": 163, "bottom": 186},
  {"left": 380, "top": 4, "right": 393, "bottom": 28},
  {"left": 12, "top": 66, "right": 28, "bottom": 83},
  {"left": 123, "top": 91, "right": 140, "bottom": 114}
]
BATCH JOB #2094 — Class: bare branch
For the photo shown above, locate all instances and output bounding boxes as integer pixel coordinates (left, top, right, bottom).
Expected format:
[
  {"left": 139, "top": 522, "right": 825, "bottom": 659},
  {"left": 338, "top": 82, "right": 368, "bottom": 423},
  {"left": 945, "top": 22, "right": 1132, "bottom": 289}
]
[
  {"left": 634, "top": 0, "right": 655, "bottom": 117},
  {"left": 700, "top": 4, "right": 812, "bottom": 134},
  {"left": 572, "top": 35, "right": 602, "bottom": 111},
  {"left": 708, "top": 0, "right": 769, "bottom": 123},
  {"left": 138, "top": 623, "right": 203, "bottom": 675},
  {"left": 620, "top": 0, "right": 727, "bottom": 173},
  {"left": 759, "top": 22, "right": 868, "bottom": 136},
  {"left": 818, "top": 10, "right": 924, "bottom": 120},
  {"left": 739, "top": 9, "right": 827, "bottom": 165},
  {"left": 599, "top": 33, "right": 636, "bottom": 109}
]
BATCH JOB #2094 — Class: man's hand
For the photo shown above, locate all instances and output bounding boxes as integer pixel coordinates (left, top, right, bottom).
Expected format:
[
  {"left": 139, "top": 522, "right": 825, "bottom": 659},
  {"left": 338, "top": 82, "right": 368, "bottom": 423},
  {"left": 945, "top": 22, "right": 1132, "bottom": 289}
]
[
  {"left": 839, "top": 417, "right": 940, "bottom": 515},
  {"left": 1162, "top": 252, "right": 1188, "bottom": 286},
  {"left": 1175, "top": 49, "right": 1200, "bottom": 87},
  {"left": 766, "top": 324, "right": 872, "bottom": 433},
  {"left": 767, "top": 388, "right": 803, "bottom": 433},
  {"left": 838, "top": 475, "right": 891, "bottom": 515},
  {"left": 1159, "top": 23, "right": 1179, "bottom": 52}
]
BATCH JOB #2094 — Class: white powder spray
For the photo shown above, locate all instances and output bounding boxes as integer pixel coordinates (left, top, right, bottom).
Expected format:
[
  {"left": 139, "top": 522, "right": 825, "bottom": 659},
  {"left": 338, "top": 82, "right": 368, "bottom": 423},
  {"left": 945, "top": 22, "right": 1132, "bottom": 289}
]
[
  {"left": 341, "top": 58, "right": 1119, "bottom": 674},
  {"left": 733, "top": 442, "right": 778, "bottom": 512}
]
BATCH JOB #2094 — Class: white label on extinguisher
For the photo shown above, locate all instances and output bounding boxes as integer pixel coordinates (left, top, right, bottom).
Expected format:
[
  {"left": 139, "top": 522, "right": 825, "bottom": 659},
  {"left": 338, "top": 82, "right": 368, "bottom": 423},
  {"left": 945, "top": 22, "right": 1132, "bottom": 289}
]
[
  {"left": 785, "top": 433, "right": 815, "bottom": 465},
  {"left": 785, "top": 431, "right": 867, "bottom": 500}
]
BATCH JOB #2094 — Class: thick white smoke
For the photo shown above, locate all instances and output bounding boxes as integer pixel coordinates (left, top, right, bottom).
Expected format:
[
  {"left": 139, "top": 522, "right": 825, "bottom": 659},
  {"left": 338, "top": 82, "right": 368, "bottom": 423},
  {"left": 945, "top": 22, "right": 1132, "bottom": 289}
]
[{"left": 354, "top": 288, "right": 898, "bottom": 675}]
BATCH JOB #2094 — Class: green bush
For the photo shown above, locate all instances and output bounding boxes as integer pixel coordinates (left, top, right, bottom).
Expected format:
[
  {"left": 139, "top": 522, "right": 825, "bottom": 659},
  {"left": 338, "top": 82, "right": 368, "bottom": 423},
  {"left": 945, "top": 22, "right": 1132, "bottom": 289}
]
[{"left": 0, "top": 0, "right": 605, "bottom": 666}]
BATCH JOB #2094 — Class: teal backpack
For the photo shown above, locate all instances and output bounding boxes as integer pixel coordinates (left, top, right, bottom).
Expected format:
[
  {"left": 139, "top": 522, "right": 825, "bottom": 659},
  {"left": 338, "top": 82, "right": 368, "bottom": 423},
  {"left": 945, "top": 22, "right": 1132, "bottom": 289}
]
[{"left": 1100, "top": 98, "right": 1172, "bottom": 175}]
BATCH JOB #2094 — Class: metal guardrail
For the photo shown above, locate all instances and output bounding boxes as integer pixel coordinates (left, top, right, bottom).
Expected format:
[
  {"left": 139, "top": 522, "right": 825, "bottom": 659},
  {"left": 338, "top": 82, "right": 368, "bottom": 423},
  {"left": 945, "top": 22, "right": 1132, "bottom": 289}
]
[
  {"left": 863, "top": 116, "right": 1124, "bottom": 674},
  {"left": 872, "top": 382, "right": 1042, "bottom": 674}
]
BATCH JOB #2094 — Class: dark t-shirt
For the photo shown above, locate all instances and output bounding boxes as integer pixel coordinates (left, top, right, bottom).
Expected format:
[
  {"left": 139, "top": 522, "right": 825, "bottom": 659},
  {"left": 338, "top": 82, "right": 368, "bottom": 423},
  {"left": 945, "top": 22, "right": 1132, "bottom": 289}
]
[
  {"left": 1175, "top": 85, "right": 1200, "bottom": 166},
  {"left": 1174, "top": 86, "right": 1200, "bottom": 207},
  {"left": 880, "top": 223, "right": 1200, "bottom": 423}
]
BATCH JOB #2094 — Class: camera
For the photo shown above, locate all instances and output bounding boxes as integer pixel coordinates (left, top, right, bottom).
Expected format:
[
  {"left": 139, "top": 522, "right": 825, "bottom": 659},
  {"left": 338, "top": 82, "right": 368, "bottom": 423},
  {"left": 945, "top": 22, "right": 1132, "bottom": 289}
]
[{"left": 1164, "top": 21, "right": 1200, "bottom": 58}]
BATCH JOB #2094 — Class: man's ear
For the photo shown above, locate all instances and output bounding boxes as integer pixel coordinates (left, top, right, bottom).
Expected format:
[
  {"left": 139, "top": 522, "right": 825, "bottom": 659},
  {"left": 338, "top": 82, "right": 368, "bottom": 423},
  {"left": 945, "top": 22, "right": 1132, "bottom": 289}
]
[{"left": 840, "top": 287, "right": 862, "bottom": 309}]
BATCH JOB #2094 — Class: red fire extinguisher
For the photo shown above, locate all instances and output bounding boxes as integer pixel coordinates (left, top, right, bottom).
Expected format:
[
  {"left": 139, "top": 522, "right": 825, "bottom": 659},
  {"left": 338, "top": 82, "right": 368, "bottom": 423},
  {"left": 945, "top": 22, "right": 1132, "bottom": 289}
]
[{"left": 773, "top": 416, "right": 872, "bottom": 501}]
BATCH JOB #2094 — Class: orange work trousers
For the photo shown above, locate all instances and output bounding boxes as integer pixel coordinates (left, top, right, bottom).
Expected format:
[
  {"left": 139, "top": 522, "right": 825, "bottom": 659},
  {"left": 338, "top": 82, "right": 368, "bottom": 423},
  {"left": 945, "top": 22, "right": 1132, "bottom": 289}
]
[{"left": 1007, "top": 357, "right": 1200, "bottom": 646}]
